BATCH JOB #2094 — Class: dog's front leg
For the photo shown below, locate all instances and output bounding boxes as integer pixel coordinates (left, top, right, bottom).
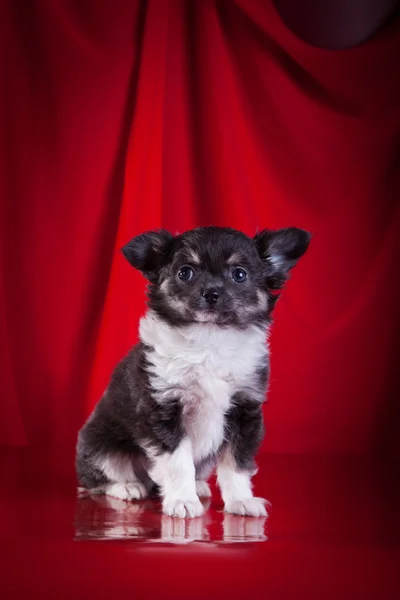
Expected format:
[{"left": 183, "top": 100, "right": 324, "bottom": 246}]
[
  {"left": 149, "top": 437, "right": 204, "bottom": 519},
  {"left": 217, "top": 397, "right": 268, "bottom": 517}
]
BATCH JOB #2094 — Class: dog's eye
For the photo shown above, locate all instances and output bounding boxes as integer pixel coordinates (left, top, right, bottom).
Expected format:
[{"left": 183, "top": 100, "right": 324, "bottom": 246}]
[
  {"left": 178, "top": 266, "right": 194, "bottom": 282},
  {"left": 231, "top": 268, "right": 247, "bottom": 283}
]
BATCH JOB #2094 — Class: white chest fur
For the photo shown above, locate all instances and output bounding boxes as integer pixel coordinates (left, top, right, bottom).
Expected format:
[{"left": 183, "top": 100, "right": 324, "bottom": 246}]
[{"left": 139, "top": 312, "right": 268, "bottom": 463}]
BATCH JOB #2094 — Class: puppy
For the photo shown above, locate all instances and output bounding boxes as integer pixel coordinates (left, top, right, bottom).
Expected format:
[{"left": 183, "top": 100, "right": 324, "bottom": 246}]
[{"left": 76, "top": 226, "right": 310, "bottom": 518}]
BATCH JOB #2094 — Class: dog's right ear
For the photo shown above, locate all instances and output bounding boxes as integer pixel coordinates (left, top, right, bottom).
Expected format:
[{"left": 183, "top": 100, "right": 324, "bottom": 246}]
[{"left": 121, "top": 229, "right": 174, "bottom": 281}]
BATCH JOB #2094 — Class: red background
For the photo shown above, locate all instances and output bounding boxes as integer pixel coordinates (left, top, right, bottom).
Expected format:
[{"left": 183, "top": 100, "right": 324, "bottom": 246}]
[{"left": 2, "top": 0, "right": 400, "bottom": 457}]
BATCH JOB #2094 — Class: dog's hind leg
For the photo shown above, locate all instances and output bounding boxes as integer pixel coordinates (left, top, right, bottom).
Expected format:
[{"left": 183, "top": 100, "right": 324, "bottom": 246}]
[{"left": 76, "top": 448, "right": 149, "bottom": 501}]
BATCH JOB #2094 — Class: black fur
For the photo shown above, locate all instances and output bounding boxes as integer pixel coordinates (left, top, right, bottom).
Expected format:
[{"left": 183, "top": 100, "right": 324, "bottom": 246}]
[
  {"left": 224, "top": 393, "right": 265, "bottom": 472},
  {"left": 121, "top": 229, "right": 174, "bottom": 283},
  {"left": 76, "top": 226, "right": 310, "bottom": 500}
]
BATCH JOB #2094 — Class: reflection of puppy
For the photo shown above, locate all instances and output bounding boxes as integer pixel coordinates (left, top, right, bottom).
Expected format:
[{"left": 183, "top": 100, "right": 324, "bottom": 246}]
[
  {"left": 75, "top": 494, "right": 265, "bottom": 544},
  {"left": 221, "top": 513, "right": 267, "bottom": 543},
  {"left": 74, "top": 495, "right": 152, "bottom": 541},
  {"left": 159, "top": 513, "right": 210, "bottom": 545},
  {"left": 76, "top": 227, "right": 310, "bottom": 518}
]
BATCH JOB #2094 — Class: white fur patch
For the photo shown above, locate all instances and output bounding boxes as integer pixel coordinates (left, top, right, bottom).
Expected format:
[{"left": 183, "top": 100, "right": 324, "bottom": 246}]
[
  {"left": 217, "top": 447, "right": 268, "bottom": 517},
  {"left": 140, "top": 311, "right": 268, "bottom": 465},
  {"left": 267, "top": 252, "right": 287, "bottom": 271},
  {"left": 195, "top": 480, "right": 212, "bottom": 498},
  {"left": 224, "top": 497, "right": 268, "bottom": 517},
  {"left": 185, "top": 249, "right": 201, "bottom": 264},
  {"left": 256, "top": 289, "right": 268, "bottom": 310},
  {"left": 90, "top": 453, "right": 148, "bottom": 500},
  {"left": 86, "top": 482, "right": 147, "bottom": 501},
  {"left": 227, "top": 253, "right": 242, "bottom": 265},
  {"left": 147, "top": 438, "right": 204, "bottom": 518},
  {"left": 94, "top": 453, "right": 137, "bottom": 483},
  {"left": 163, "top": 498, "right": 204, "bottom": 519}
]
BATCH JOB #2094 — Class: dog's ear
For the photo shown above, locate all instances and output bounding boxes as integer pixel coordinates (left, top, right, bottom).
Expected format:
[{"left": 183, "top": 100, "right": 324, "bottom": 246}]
[
  {"left": 254, "top": 227, "right": 311, "bottom": 289},
  {"left": 121, "top": 229, "right": 174, "bottom": 281}
]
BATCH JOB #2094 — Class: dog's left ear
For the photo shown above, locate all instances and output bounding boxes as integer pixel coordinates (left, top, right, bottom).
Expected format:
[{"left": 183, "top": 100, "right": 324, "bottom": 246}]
[
  {"left": 254, "top": 227, "right": 311, "bottom": 288},
  {"left": 121, "top": 229, "right": 174, "bottom": 281}
]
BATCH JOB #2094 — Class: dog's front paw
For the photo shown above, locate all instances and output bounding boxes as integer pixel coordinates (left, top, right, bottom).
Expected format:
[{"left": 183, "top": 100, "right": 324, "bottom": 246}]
[
  {"left": 162, "top": 497, "right": 205, "bottom": 519},
  {"left": 196, "top": 480, "right": 212, "bottom": 498},
  {"left": 224, "top": 497, "right": 269, "bottom": 518}
]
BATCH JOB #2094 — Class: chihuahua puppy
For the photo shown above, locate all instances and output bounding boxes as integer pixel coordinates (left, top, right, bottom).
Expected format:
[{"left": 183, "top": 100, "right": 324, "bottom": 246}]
[{"left": 76, "top": 226, "right": 310, "bottom": 518}]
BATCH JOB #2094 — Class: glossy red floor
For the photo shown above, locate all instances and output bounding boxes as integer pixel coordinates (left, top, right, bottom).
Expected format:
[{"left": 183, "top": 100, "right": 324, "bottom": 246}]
[{"left": 1, "top": 448, "right": 399, "bottom": 599}]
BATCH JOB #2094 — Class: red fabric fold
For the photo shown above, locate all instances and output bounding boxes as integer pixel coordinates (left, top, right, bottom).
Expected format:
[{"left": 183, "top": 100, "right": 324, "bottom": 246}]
[{"left": 2, "top": 1, "right": 400, "bottom": 454}]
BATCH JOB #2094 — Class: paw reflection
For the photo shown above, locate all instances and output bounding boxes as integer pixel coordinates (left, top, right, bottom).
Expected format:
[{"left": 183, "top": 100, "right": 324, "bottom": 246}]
[
  {"left": 74, "top": 493, "right": 155, "bottom": 540},
  {"left": 221, "top": 513, "right": 267, "bottom": 543},
  {"left": 74, "top": 494, "right": 268, "bottom": 544},
  {"left": 159, "top": 514, "right": 210, "bottom": 544}
]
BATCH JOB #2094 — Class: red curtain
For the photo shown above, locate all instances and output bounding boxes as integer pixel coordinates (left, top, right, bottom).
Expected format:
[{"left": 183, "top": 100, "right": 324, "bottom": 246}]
[{"left": 2, "top": 0, "right": 400, "bottom": 455}]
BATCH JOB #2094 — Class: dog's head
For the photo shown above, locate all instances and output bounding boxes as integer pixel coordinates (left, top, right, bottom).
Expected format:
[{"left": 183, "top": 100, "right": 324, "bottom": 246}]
[{"left": 122, "top": 226, "right": 311, "bottom": 328}]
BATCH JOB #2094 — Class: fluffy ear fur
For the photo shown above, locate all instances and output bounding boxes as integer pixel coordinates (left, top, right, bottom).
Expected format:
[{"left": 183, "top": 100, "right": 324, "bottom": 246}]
[
  {"left": 254, "top": 227, "right": 311, "bottom": 289},
  {"left": 121, "top": 229, "right": 174, "bottom": 281}
]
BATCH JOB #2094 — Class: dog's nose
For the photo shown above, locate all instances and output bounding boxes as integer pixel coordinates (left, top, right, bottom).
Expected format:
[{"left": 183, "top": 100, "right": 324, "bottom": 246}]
[{"left": 203, "top": 288, "right": 221, "bottom": 305}]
